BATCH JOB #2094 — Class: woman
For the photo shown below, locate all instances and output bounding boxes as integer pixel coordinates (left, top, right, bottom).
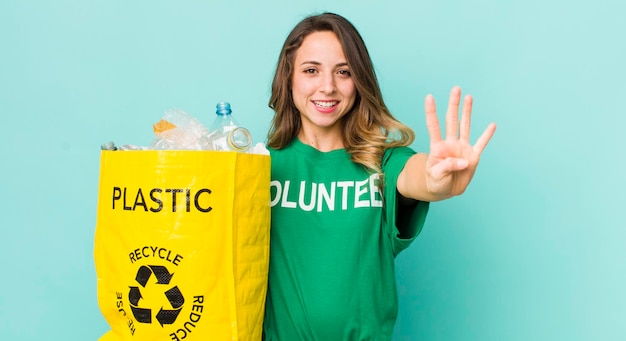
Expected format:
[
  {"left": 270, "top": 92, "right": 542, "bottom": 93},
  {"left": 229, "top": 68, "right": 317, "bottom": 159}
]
[{"left": 264, "top": 12, "right": 495, "bottom": 340}]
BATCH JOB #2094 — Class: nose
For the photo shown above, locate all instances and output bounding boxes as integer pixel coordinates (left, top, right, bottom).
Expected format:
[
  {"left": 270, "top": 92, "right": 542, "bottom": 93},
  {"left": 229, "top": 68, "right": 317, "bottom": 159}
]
[{"left": 319, "top": 72, "right": 336, "bottom": 94}]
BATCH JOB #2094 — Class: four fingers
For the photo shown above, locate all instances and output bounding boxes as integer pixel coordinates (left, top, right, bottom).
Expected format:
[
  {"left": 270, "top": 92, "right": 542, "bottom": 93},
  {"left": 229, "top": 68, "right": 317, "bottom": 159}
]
[{"left": 424, "top": 86, "right": 495, "bottom": 155}]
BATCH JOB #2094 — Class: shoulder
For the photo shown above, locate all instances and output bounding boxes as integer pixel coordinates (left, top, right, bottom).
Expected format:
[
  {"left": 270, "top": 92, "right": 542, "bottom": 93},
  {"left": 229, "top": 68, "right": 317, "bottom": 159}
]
[
  {"left": 382, "top": 146, "right": 417, "bottom": 172},
  {"left": 268, "top": 141, "right": 294, "bottom": 158}
]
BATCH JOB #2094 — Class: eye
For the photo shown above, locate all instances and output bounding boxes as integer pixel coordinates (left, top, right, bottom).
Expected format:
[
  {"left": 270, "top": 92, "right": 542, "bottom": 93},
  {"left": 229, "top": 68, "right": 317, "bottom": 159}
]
[
  {"left": 337, "top": 69, "right": 351, "bottom": 77},
  {"left": 303, "top": 68, "right": 317, "bottom": 74}
]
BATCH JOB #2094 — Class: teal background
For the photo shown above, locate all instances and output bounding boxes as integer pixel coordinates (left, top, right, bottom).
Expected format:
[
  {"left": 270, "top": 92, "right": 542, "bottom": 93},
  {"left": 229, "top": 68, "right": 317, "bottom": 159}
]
[{"left": 1, "top": 0, "right": 624, "bottom": 340}]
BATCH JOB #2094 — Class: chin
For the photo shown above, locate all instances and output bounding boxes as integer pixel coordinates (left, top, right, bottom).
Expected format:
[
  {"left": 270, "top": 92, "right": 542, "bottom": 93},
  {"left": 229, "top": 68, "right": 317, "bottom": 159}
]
[{"left": 313, "top": 118, "right": 340, "bottom": 129}]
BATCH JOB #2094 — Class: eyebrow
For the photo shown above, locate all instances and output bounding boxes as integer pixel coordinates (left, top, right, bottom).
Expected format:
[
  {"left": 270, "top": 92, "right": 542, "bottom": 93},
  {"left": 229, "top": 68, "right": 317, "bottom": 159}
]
[{"left": 299, "top": 61, "right": 350, "bottom": 67}]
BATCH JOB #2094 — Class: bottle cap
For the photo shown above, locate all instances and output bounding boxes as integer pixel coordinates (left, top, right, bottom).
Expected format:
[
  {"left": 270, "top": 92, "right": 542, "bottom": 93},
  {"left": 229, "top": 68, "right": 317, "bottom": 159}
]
[
  {"left": 227, "top": 127, "right": 252, "bottom": 151},
  {"left": 216, "top": 102, "right": 232, "bottom": 116}
]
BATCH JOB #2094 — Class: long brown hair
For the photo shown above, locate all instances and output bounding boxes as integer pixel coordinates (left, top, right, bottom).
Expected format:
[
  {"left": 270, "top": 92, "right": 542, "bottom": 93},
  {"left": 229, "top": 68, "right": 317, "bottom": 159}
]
[{"left": 267, "top": 12, "right": 414, "bottom": 173}]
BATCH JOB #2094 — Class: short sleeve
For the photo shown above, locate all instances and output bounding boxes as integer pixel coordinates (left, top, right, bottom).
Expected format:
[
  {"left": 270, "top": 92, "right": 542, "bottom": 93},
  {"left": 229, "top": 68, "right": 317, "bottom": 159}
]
[{"left": 381, "top": 147, "right": 430, "bottom": 256}]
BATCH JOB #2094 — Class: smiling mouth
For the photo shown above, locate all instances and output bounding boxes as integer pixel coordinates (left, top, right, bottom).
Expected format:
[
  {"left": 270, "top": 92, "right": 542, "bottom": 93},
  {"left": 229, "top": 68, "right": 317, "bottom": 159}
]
[{"left": 313, "top": 100, "right": 338, "bottom": 109}]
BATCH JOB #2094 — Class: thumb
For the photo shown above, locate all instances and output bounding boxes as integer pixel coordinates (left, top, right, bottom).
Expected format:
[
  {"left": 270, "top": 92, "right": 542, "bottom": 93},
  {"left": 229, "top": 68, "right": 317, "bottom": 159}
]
[{"left": 429, "top": 158, "right": 468, "bottom": 179}]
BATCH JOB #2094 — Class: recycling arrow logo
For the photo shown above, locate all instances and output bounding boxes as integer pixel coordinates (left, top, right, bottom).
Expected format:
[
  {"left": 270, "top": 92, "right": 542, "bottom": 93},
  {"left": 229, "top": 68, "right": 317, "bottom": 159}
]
[{"left": 128, "top": 265, "right": 185, "bottom": 326}]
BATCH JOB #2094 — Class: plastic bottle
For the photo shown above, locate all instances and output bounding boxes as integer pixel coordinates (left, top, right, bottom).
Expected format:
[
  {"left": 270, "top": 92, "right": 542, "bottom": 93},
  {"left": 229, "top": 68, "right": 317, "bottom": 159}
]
[
  {"left": 203, "top": 102, "right": 252, "bottom": 152},
  {"left": 101, "top": 141, "right": 118, "bottom": 151}
]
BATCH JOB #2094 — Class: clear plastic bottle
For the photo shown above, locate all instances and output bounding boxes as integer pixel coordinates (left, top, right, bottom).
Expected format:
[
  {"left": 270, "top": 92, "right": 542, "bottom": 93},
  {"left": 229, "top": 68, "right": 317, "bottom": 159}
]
[{"left": 202, "top": 102, "right": 252, "bottom": 152}]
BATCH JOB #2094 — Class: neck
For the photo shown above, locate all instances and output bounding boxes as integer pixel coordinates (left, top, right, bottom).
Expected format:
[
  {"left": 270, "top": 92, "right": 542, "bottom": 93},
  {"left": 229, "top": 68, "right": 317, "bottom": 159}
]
[{"left": 297, "top": 129, "right": 344, "bottom": 152}]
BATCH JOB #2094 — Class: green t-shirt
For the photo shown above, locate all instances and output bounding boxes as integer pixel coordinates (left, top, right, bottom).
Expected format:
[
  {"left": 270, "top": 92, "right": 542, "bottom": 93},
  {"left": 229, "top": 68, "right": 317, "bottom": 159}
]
[{"left": 263, "top": 138, "right": 429, "bottom": 341}]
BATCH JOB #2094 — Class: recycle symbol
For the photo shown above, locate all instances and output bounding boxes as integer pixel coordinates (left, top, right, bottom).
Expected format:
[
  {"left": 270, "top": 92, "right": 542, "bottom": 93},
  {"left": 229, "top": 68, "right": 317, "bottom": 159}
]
[{"left": 128, "top": 265, "right": 185, "bottom": 326}]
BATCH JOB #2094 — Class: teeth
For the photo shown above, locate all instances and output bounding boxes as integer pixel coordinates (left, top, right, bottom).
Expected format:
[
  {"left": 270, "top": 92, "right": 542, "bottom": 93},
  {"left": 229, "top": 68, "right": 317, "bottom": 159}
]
[{"left": 314, "top": 101, "right": 337, "bottom": 108}]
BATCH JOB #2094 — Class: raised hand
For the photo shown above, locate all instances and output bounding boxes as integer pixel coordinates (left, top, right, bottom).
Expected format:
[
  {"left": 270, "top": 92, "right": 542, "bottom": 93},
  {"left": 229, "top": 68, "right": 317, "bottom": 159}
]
[{"left": 423, "top": 86, "right": 496, "bottom": 199}]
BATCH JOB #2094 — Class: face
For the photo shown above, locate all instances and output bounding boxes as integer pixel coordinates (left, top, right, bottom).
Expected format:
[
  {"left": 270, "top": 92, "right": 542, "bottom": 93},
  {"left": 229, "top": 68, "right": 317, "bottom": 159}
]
[{"left": 291, "top": 31, "right": 356, "bottom": 141}]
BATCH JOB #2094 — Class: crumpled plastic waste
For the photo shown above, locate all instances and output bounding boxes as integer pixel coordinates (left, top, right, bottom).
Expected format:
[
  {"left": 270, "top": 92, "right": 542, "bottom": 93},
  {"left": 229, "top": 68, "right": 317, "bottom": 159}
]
[
  {"left": 101, "top": 108, "right": 269, "bottom": 155},
  {"left": 150, "top": 109, "right": 209, "bottom": 150}
]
